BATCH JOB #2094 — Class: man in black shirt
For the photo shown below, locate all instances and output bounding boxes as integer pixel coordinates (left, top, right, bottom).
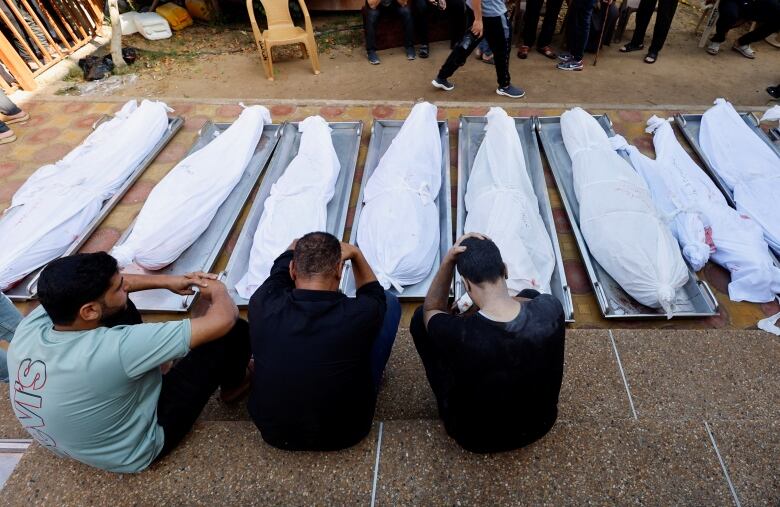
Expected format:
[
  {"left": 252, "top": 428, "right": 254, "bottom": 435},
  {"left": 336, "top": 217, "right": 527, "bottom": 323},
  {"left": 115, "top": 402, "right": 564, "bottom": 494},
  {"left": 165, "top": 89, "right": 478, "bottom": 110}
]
[
  {"left": 410, "top": 234, "right": 565, "bottom": 453},
  {"left": 248, "top": 232, "right": 401, "bottom": 450}
]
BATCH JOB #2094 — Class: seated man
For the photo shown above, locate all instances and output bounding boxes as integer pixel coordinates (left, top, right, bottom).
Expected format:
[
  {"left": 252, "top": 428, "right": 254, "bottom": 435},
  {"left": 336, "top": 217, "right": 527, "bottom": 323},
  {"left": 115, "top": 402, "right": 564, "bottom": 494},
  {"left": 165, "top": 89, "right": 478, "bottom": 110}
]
[
  {"left": 0, "top": 292, "right": 22, "bottom": 382},
  {"left": 7, "top": 253, "right": 250, "bottom": 473},
  {"left": 364, "top": 0, "right": 419, "bottom": 64},
  {"left": 248, "top": 232, "right": 400, "bottom": 450},
  {"left": 410, "top": 234, "right": 565, "bottom": 453},
  {"left": 706, "top": 0, "right": 780, "bottom": 58}
]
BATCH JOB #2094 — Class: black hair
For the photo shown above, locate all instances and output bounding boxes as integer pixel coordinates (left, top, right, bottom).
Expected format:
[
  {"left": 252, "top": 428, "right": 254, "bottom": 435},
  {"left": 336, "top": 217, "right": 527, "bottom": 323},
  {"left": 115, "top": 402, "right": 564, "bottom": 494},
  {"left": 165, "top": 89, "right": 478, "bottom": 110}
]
[
  {"left": 293, "top": 232, "right": 342, "bottom": 277},
  {"left": 456, "top": 237, "right": 505, "bottom": 285},
  {"left": 38, "top": 252, "right": 119, "bottom": 325}
]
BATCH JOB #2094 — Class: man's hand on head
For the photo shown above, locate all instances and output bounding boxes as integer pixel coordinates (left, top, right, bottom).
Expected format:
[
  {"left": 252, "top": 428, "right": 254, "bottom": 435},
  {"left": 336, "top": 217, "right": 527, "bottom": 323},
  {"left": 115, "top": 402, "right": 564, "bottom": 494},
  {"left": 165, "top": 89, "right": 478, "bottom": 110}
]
[{"left": 444, "top": 232, "right": 488, "bottom": 264}]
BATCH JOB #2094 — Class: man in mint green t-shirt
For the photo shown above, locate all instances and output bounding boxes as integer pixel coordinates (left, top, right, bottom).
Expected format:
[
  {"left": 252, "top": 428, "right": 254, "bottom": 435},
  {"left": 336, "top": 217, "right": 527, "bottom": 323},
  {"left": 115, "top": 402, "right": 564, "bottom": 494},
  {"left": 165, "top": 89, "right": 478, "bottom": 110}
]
[{"left": 7, "top": 252, "right": 250, "bottom": 473}]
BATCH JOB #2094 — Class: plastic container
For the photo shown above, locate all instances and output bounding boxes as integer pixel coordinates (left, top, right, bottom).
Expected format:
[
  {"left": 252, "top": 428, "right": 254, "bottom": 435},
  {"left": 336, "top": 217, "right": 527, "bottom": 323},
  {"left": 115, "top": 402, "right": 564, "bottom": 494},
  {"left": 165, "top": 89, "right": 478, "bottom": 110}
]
[
  {"left": 185, "top": 0, "right": 213, "bottom": 21},
  {"left": 155, "top": 3, "right": 193, "bottom": 31},
  {"left": 134, "top": 12, "right": 173, "bottom": 40},
  {"left": 119, "top": 11, "right": 139, "bottom": 35}
]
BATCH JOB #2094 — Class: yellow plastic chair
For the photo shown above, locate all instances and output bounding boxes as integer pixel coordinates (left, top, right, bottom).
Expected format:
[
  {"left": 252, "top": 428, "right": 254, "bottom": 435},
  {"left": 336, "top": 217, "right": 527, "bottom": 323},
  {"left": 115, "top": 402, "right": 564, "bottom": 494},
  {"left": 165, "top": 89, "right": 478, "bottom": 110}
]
[{"left": 246, "top": 0, "right": 321, "bottom": 80}]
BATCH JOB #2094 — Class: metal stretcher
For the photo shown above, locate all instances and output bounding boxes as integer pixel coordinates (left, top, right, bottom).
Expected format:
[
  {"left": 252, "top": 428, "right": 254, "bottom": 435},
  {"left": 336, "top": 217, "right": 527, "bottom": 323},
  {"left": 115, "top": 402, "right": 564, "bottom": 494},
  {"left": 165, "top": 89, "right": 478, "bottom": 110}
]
[
  {"left": 340, "top": 119, "right": 453, "bottom": 300},
  {"left": 223, "top": 121, "right": 363, "bottom": 307},
  {"left": 4, "top": 115, "right": 185, "bottom": 302},
  {"left": 120, "top": 121, "right": 282, "bottom": 312},
  {"left": 457, "top": 116, "right": 574, "bottom": 322},
  {"left": 536, "top": 115, "right": 719, "bottom": 319}
]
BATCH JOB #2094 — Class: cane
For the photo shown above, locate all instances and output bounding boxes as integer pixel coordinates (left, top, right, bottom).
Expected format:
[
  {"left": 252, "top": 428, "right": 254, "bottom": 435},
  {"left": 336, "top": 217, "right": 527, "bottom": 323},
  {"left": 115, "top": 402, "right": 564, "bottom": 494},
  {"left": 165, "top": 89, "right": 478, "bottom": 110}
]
[{"left": 593, "top": 0, "right": 613, "bottom": 66}]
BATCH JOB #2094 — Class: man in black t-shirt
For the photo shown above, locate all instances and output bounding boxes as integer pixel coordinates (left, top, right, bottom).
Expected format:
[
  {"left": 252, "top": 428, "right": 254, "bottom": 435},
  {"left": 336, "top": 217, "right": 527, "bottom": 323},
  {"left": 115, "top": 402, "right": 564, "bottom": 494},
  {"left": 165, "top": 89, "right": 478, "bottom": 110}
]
[
  {"left": 248, "top": 232, "right": 401, "bottom": 451},
  {"left": 411, "top": 234, "right": 565, "bottom": 453}
]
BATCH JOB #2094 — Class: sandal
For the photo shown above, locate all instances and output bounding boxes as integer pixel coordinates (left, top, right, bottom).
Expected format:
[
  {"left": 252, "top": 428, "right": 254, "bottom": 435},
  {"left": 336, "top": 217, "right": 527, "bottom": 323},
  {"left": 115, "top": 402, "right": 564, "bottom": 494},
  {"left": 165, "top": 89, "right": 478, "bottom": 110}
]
[
  {"left": 620, "top": 42, "right": 644, "bottom": 53},
  {"left": 0, "top": 111, "right": 29, "bottom": 124},
  {"left": 481, "top": 54, "right": 495, "bottom": 65},
  {"left": 517, "top": 45, "right": 530, "bottom": 59},
  {"left": 537, "top": 45, "right": 557, "bottom": 59},
  {"left": 644, "top": 52, "right": 657, "bottom": 64},
  {"left": 0, "top": 130, "right": 16, "bottom": 145}
]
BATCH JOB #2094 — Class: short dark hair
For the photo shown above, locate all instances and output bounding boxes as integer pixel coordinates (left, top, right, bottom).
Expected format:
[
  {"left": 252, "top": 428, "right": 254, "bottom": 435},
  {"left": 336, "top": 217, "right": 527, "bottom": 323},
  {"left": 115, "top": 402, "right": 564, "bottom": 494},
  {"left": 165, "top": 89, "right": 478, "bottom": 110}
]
[
  {"left": 38, "top": 252, "right": 118, "bottom": 325},
  {"left": 456, "top": 237, "right": 505, "bottom": 285},
  {"left": 293, "top": 232, "right": 342, "bottom": 277}
]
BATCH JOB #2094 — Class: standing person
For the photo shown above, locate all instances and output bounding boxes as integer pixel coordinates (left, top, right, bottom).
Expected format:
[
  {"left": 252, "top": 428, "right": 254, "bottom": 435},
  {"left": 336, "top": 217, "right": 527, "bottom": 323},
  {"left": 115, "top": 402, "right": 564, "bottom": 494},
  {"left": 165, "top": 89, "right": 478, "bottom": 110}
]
[
  {"left": 0, "top": 90, "right": 29, "bottom": 145},
  {"left": 7, "top": 253, "right": 251, "bottom": 472},
  {"left": 248, "top": 233, "right": 401, "bottom": 450},
  {"left": 517, "top": 0, "right": 564, "bottom": 59},
  {"left": 410, "top": 234, "right": 566, "bottom": 453},
  {"left": 0, "top": 292, "right": 22, "bottom": 382},
  {"left": 431, "top": 0, "right": 526, "bottom": 98},
  {"left": 706, "top": 0, "right": 780, "bottom": 58},
  {"left": 364, "top": 0, "right": 419, "bottom": 64},
  {"left": 620, "top": 0, "right": 678, "bottom": 63},
  {"left": 557, "top": 0, "right": 598, "bottom": 70}
]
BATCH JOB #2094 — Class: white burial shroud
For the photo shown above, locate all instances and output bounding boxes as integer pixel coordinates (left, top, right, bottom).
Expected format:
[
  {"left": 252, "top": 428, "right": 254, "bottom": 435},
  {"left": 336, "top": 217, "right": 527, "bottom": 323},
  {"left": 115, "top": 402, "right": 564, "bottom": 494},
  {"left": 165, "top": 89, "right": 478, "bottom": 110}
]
[
  {"left": 111, "top": 105, "right": 271, "bottom": 270},
  {"left": 700, "top": 98, "right": 780, "bottom": 253},
  {"left": 0, "top": 99, "right": 170, "bottom": 291},
  {"left": 610, "top": 117, "right": 780, "bottom": 303},
  {"left": 235, "top": 116, "right": 340, "bottom": 299},
  {"left": 560, "top": 107, "right": 688, "bottom": 316},
  {"left": 356, "top": 101, "right": 441, "bottom": 292},
  {"left": 456, "top": 107, "right": 555, "bottom": 312}
]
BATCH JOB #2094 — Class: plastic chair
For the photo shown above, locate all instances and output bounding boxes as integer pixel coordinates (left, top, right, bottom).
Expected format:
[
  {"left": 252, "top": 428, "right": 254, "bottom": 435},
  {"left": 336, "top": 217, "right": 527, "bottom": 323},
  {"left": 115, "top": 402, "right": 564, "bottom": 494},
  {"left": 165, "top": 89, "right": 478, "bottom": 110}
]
[{"left": 245, "top": 0, "right": 321, "bottom": 80}]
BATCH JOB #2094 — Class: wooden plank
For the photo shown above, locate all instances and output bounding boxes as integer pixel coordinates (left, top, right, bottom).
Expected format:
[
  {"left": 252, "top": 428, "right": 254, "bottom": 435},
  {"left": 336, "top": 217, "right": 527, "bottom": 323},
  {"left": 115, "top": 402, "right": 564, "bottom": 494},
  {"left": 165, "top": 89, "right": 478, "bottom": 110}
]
[
  {"left": 0, "top": 31, "right": 36, "bottom": 90},
  {"left": 3, "top": 0, "right": 53, "bottom": 63},
  {"left": 0, "top": 5, "right": 43, "bottom": 68}
]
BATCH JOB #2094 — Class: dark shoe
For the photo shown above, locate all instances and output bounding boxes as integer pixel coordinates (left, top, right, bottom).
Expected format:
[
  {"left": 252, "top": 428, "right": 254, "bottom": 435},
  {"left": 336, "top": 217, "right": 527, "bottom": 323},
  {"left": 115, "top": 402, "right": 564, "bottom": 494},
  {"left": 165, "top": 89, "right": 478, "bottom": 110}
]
[
  {"left": 406, "top": 46, "right": 416, "bottom": 60},
  {"left": 537, "top": 45, "right": 557, "bottom": 59},
  {"left": 557, "top": 51, "right": 572, "bottom": 62},
  {"left": 517, "top": 45, "right": 530, "bottom": 59},
  {"left": 367, "top": 50, "right": 380, "bottom": 65},
  {"left": 418, "top": 44, "right": 429, "bottom": 58},
  {"left": 644, "top": 51, "right": 658, "bottom": 63},
  {"left": 0, "top": 111, "right": 29, "bottom": 124},
  {"left": 557, "top": 59, "right": 583, "bottom": 71},
  {"left": 620, "top": 42, "right": 644, "bottom": 52},
  {"left": 768, "top": 85, "right": 780, "bottom": 99},
  {"left": 432, "top": 77, "right": 454, "bottom": 91},
  {"left": 496, "top": 84, "right": 526, "bottom": 98},
  {"left": 480, "top": 53, "right": 495, "bottom": 65}
]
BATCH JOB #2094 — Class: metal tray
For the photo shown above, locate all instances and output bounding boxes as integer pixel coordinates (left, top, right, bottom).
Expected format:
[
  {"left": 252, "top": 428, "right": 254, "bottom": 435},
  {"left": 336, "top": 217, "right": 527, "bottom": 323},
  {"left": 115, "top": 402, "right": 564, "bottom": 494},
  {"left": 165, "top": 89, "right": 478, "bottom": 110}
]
[
  {"left": 120, "top": 121, "right": 282, "bottom": 312},
  {"left": 536, "top": 115, "right": 719, "bottom": 319},
  {"left": 223, "top": 121, "right": 363, "bottom": 306},
  {"left": 4, "top": 115, "right": 184, "bottom": 301},
  {"left": 457, "top": 116, "right": 574, "bottom": 322},
  {"left": 340, "top": 119, "right": 453, "bottom": 299}
]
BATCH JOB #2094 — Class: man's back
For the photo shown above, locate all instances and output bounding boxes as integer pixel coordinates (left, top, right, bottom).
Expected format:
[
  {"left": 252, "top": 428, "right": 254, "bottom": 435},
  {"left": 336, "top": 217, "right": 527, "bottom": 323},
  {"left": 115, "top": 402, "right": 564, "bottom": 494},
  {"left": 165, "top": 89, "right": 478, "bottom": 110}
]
[
  {"left": 248, "top": 251, "right": 386, "bottom": 450},
  {"left": 412, "top": 291, "right": 565, "bottom": 453}
]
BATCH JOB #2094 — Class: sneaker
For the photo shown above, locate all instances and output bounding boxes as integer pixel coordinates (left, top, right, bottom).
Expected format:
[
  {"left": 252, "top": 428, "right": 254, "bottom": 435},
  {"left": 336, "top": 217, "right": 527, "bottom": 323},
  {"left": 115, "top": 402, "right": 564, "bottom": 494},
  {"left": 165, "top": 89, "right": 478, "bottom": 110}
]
[
  {"left": 768, "top": 85, "right": 780, "bottom": 99},
  {"left": 732, "top": 43, "right": 755, "bottom": 59},
  {"left": 557, "top": 51, "right": 573, "bottom": 62},
  {"left": 496, "top": 84, "right": 526, "bottom": 98},
  {"left": 706, "top": 41, "right": 720, "bottom": 55},
  {"left": 406, "top": 46, "right": 416, "bottom": 60},
  {"left": 557, "top": 59, "right": 583, "bottom": 71},
  {"left": 418, "top": 44, "right": 429, "bottom": 58},
  {"left": 367, "top": 50, "right": 380, "bottom": 65},
  {"left": 431, "top": 77, "right": 454, "bottom": 91}
]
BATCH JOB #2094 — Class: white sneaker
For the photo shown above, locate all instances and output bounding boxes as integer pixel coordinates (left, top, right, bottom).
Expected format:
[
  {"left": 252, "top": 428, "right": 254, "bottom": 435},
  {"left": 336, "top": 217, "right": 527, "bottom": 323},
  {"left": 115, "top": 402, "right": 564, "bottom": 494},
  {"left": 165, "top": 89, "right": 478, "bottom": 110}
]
[
  {"left": 732, "top": 43, "right": 755, "bottom": 59},
  {"left": 706, "top": 41, "right": 721, "bottom": 55}
]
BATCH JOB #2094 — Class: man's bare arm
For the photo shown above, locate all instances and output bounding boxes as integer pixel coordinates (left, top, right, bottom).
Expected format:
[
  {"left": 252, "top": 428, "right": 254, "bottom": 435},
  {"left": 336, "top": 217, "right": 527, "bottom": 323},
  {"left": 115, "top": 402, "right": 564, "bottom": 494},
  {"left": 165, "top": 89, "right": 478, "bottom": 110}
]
[
  {"left": 189, "top": 280, "right": 239, "bottom": 349},
  {"left": 342, "top": 243, "right": 378, "bottom": 289}
]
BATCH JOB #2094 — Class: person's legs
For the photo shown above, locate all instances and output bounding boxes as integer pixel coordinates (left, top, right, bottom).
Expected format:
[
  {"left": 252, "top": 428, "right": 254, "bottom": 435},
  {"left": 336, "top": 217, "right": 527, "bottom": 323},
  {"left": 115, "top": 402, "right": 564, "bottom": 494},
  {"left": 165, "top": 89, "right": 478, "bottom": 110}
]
[
  {"left": 0, "top": 91, "right": 21, "bottom": 116},
  {"left": 369, "top": 291, "right": 401, "bottom": 391},
  {"left": 0, "top": 293, "right": 22, "bottom": 382},
  {"left": 396, "top": 1, "right": 416, "bottom": 49},
  {"left": 629, "top": 0, "right": 657, "bottom": 47},
  {"left": 155, "top": 319, "right": 251, "bottom": 459},
  {"left": 364, "top": 3, "right": 382, "bottom": 52},
  {"left": 483, "top": 14, "right": 512, "bottom": 88},
  {"left": 648, "top": 0, "right": 678, "bottom": 53},
  {"left": 447, "top": 0, "right": 466, "bottom": 46},
  {"left": 736, "top": 0, "right": 780, "bottom": 45},
  {"left": 414, "top": 0, "right": 430, "bottom": 46},
  {"left": 710, "top": 0, "right": 739, "bottom": 43},
  {"left": 436, "top": 8, "right": 482, "bottom": 81},
  {"left": 567, "top": 0, "right": 595, "bottom": 60},
  {"left": 409, "top": 306, "right": 449, "bottom": 415},
  {"left": 522, "top": 0, "right": 544, "bottom": 47},
  {"left": 537, "top": 0, "right": 565, "bottom": 48}
]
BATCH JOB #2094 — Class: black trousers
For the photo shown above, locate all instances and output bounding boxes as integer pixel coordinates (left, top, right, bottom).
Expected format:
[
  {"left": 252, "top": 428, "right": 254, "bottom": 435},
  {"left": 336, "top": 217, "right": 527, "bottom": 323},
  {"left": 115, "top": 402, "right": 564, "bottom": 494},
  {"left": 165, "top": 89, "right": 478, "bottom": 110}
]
[
  {"left": 712, "top": 0, "right": 780, "bottom": 44},
  {"left": 566, "top": 0, "right": 596, "bottom": 59},
  {"left": 522, "top": 0, "right": 565, "bottom": 48},
  {"left": 437, "top": 7, "right": 512, "bottom": 88},
  {"left": 364, "top": 1, "right": 416, "bottom": 52},
  {"left": 629, "top": 0, "right": 678, "bottom": 53},
  {"left": 447, "top": 0, "right": 467, "bottom": 46}
]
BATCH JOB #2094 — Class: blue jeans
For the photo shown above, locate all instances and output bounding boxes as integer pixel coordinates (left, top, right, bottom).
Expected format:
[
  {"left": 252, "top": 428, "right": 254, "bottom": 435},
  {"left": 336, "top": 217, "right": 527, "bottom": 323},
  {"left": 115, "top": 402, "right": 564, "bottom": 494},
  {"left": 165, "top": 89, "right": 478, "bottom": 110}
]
[
  {"left": 0, "top": 293, "right": 22, "bottom": 382},
  {"left": 370, "top": 291, "right": 401, "bottom": 391}
]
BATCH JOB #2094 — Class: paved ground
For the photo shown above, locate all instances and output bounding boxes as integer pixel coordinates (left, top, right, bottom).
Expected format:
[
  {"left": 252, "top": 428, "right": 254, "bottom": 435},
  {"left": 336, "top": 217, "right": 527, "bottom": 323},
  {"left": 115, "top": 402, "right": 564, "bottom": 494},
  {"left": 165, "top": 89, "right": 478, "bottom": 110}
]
[{"left": 0, "top": 99, "right": 778, "bottom": 504}]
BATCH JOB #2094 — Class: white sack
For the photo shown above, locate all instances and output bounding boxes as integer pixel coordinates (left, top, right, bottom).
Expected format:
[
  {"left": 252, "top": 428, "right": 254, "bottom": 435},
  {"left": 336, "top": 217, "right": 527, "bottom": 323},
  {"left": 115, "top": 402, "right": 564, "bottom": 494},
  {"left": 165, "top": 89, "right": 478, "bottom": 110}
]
[
  {"left": 611, "top": 116, "right": 780, "bottom": 303},
  {"left": 356, "top": 102, "right": 441, "bottom": 291},
  {"left": 235, "top": 116, "right": 340, "bottom": 298},
  {"left": 700, "top": 98, "right": 780, "bottom": 253},
  {"left": 0, "top": 100, "right": 170, "bottom": 290},
  {"left": 561, "top": 107, "right": 688, "bottom": 316},
  {"left": 457, "top": 107, "right": 555, "bottom": 311},
  {"left": 112, "top": 105, "right": 271, "bottom": 270},
  {"left": 760, "top": 105, "right": 780, "bottom": 123}
]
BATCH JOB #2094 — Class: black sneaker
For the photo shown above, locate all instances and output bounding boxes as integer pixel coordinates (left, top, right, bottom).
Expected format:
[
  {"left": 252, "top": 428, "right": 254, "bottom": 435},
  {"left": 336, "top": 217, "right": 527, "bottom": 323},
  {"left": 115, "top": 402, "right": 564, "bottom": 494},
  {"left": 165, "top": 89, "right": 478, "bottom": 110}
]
[
  {"left": 431, "top": 77, "right": 454, "bottom": 91},
  {"left": 496, "top": 84, "right": 526, "bottom": 98},
  {"left": 768, "top": 85, "right": 780, "bottom": 99},
  {"left": 418, "top": 44, "right": 429, "bottom": 58},
  {"left": 557, "top": 59, "right": 583, "bottom": 71},
  {"left": 557, "top": 51, "right": 572, "bottom": 62},
  {"left": 367, "top": 50, "right": 380, "bottom": 65},
  {"left": 406, "top": 46, "right": 416, "bottom": 60}
]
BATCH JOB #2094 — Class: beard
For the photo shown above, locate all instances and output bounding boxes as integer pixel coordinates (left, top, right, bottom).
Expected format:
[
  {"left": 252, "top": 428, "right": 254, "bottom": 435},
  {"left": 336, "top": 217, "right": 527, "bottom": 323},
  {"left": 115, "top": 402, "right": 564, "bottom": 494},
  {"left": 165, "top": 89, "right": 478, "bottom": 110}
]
[{"left": 98, "top": 297, "right": 129, "bottom": 327}]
